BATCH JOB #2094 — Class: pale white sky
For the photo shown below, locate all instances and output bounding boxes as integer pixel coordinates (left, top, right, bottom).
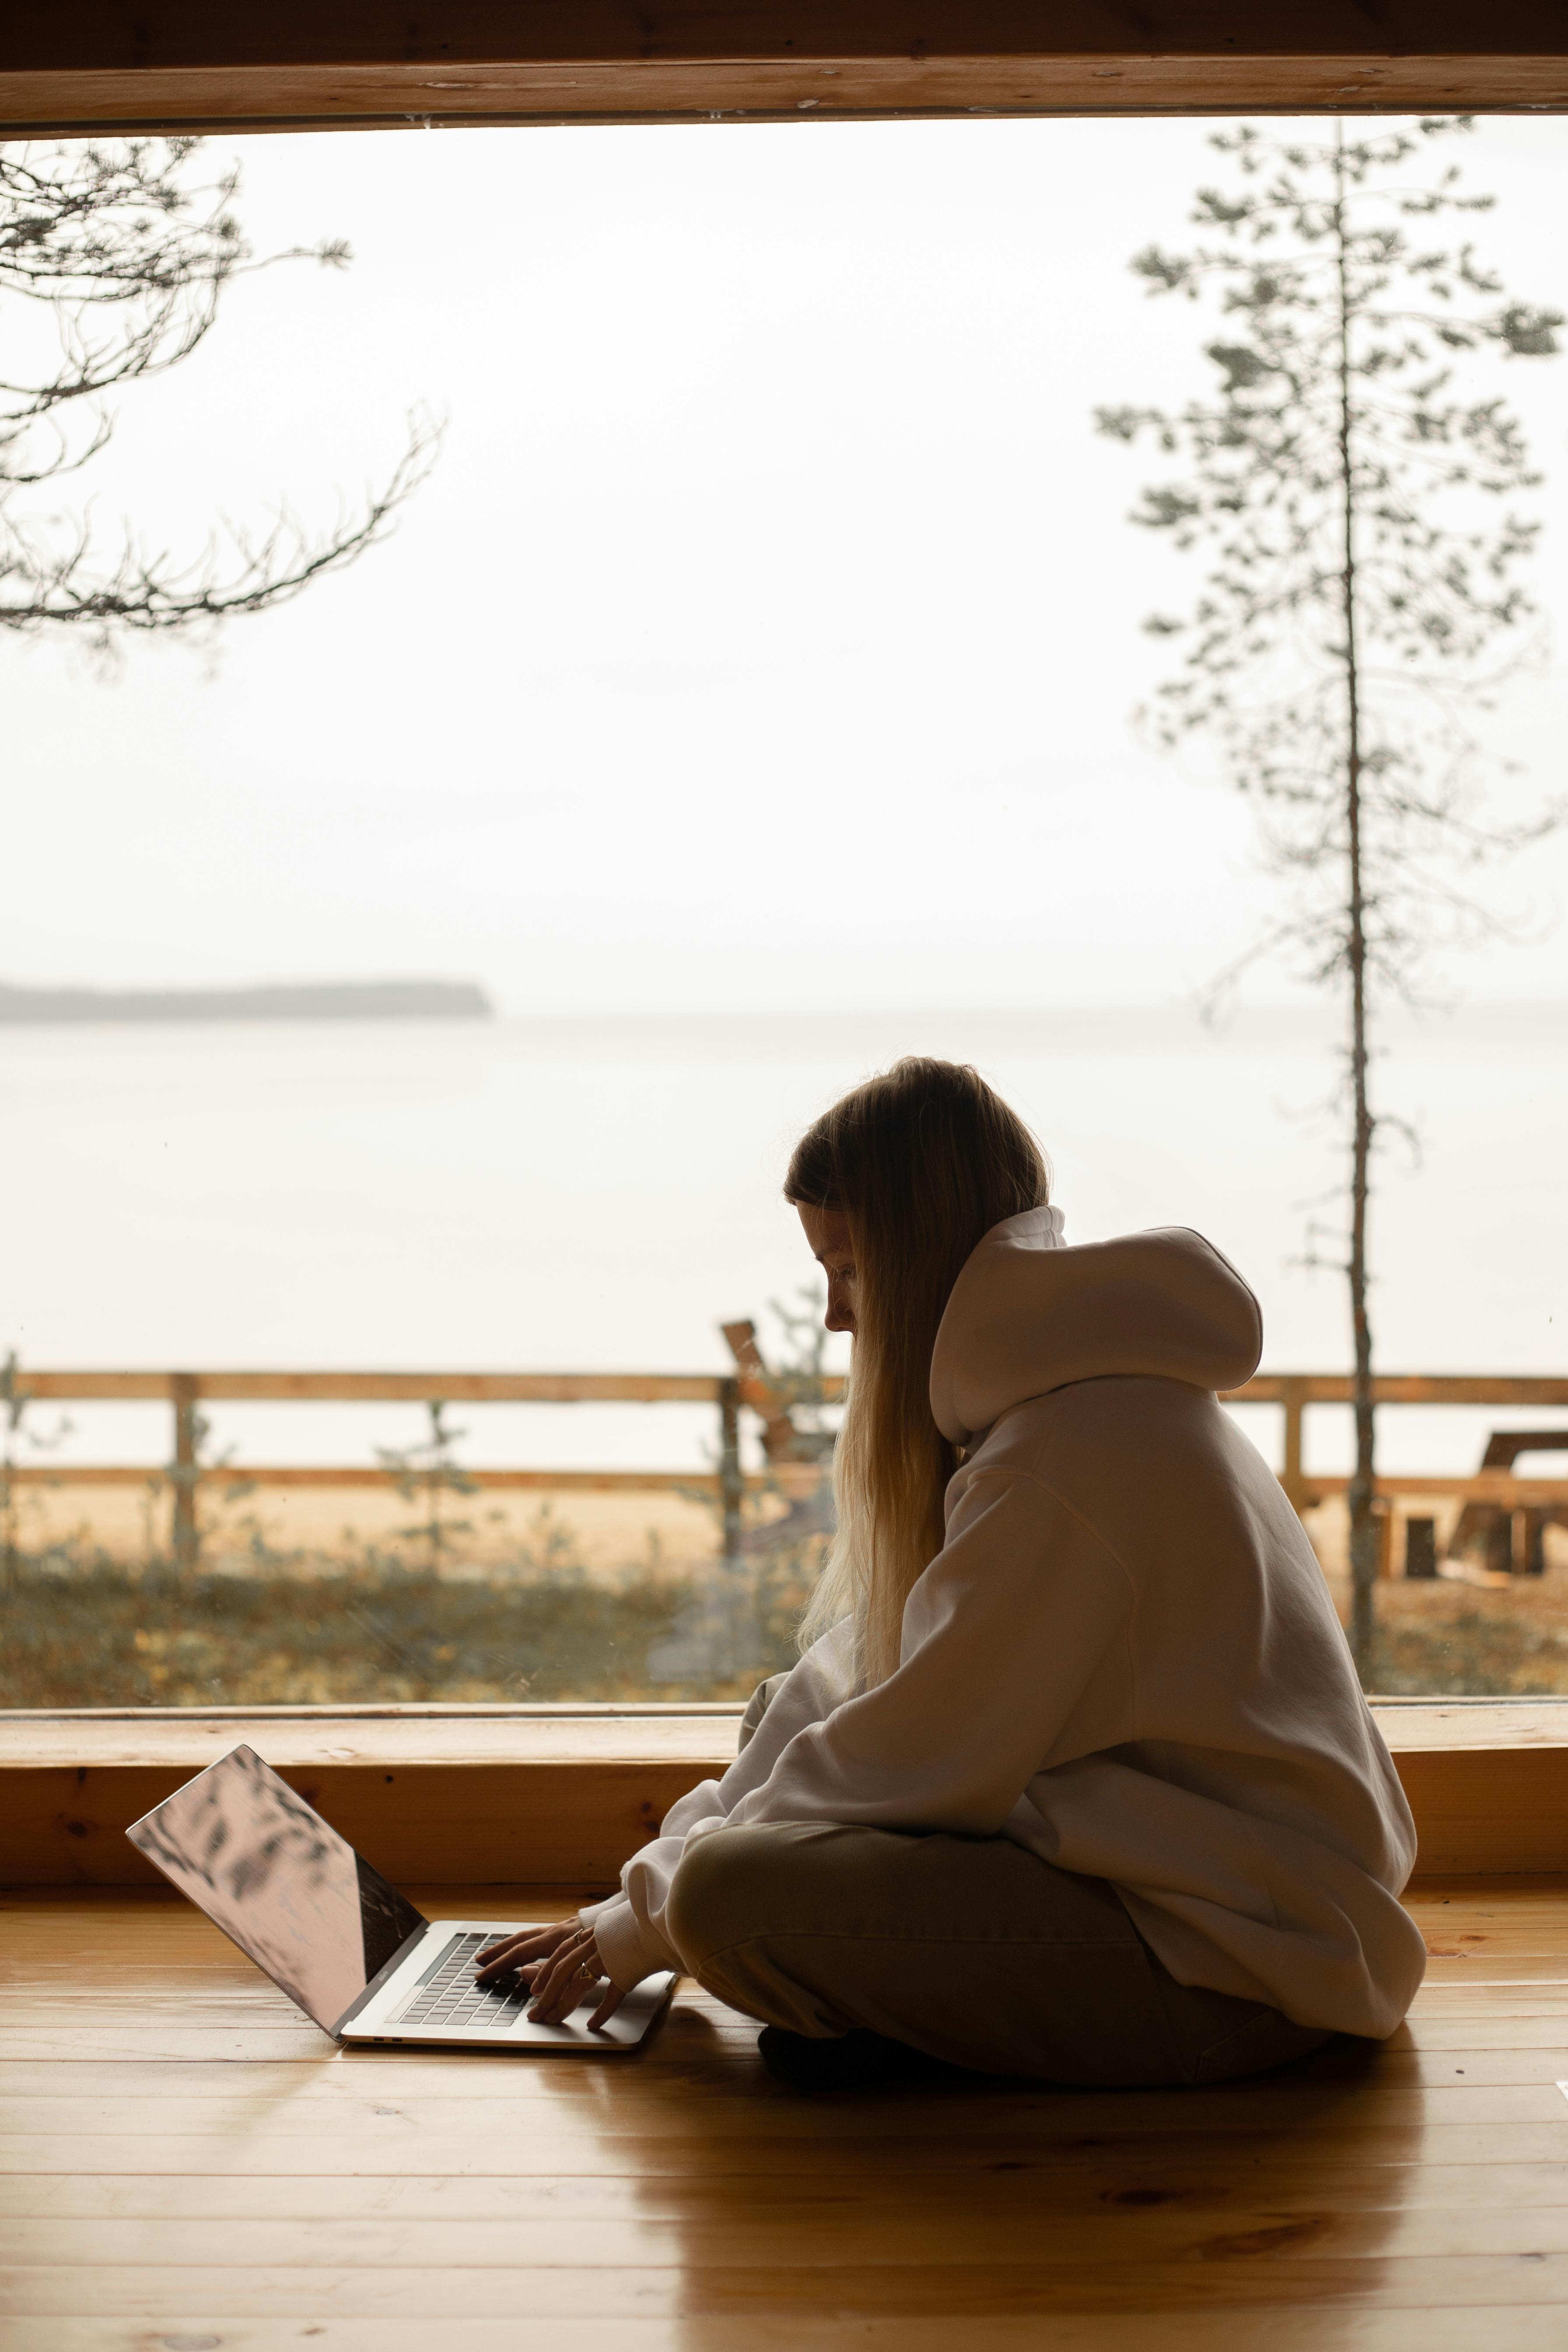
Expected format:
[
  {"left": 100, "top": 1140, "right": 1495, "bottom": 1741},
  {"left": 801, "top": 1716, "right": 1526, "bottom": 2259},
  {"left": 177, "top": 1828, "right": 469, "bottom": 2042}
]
[{"left": 4, "top": 114, "right": 1567, "bottom": 1015}]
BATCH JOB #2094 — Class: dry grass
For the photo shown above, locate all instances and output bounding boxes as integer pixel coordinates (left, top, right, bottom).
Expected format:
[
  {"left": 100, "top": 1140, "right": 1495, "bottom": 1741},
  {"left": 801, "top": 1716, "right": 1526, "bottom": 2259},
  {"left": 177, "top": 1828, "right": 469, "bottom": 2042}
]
[
  {"left": 1354, "top": 1559, "right": 1568, "bottom": 1696},
  {"left": 0, "top": 1536, "right": 819, "bottom": 1708},
  {"left": 7, "top": 1505, "right": 1567, "bottom": 1707}
]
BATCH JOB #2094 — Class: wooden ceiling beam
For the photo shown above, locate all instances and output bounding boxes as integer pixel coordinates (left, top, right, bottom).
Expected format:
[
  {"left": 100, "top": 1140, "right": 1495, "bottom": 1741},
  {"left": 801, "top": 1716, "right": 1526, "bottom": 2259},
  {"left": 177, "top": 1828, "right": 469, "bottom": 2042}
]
[{"left": 4, "top": 3, "right": 1567, "bottom": 132}]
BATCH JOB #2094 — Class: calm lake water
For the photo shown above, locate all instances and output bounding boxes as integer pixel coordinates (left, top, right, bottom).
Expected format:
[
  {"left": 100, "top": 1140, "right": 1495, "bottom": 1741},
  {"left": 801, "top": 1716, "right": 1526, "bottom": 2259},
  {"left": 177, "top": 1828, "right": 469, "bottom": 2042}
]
[{"left": 2, "top": 1005, "right": 1564, "bottom": 1485}]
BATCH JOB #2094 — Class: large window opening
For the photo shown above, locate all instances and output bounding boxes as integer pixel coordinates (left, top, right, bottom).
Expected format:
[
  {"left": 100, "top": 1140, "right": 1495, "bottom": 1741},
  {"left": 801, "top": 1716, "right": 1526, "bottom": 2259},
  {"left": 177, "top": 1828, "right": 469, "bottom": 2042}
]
[{"left": 4, "top": 116, "right": 1566, "bottom": 1707}]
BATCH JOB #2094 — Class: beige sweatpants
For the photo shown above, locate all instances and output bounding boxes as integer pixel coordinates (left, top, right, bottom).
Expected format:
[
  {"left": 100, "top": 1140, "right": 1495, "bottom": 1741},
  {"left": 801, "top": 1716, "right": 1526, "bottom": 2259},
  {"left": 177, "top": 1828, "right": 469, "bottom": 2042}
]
[
  {"left": 671, "top": 1681, "right": 1334, "bottom": 2085},
  {"left": 665, "top": 1819, "right": 1333, "bottom": 2085}
]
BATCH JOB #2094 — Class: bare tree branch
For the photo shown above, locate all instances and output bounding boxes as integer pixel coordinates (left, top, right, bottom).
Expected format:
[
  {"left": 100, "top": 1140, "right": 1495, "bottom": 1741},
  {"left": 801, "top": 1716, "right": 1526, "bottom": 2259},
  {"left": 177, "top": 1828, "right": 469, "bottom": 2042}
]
[
  {"left": 0, "top": 137, "right": 436, "bottom": 652},
  {"left": 0, "top": 409, "right": 441, "bottom": 642}
]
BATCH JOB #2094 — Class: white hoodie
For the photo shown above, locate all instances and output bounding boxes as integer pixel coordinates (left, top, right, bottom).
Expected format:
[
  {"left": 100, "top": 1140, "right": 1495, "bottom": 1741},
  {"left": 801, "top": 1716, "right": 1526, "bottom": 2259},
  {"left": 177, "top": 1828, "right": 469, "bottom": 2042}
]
[{"left": 589, "top": 1209, "right": 1427, "bottom": 2039}]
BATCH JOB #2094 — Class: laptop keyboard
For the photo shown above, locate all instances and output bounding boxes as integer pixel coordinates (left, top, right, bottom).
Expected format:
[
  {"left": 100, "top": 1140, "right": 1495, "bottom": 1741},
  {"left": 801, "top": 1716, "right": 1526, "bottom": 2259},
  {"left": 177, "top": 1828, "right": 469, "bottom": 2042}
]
[{"left": 392, "top": 1931, "right": 533, "bottom": 2030}]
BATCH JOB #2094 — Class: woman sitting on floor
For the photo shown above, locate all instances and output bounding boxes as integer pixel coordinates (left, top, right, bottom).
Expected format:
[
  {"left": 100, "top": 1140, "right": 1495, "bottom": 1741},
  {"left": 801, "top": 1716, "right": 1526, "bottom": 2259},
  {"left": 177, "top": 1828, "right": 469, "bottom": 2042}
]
[{"left": 478, "top": 1057, "right": 1425, "bottom": 2089}]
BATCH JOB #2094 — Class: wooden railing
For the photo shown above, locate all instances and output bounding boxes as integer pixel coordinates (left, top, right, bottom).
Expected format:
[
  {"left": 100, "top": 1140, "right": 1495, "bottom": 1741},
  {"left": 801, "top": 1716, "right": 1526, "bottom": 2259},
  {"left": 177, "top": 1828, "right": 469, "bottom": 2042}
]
[
  {"left": 5, "top": 1365, "right": 1567, "bottom": 1574},
  {"left": 2, "top": 1367, "right": 794, "bottom": 1574}
]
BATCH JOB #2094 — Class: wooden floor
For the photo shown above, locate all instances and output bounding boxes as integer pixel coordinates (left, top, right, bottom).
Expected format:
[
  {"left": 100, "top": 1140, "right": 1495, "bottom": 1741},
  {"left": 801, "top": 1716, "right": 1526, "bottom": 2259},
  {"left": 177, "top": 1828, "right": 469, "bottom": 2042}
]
[{"left": 5, "top": 1880, "right": 1568, "bottom": 2349}]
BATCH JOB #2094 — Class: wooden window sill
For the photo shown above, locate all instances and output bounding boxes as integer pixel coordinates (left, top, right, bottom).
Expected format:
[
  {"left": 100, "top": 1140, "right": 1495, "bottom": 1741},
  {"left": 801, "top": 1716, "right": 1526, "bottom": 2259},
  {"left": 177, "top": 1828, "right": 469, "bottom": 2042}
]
[
  {"left": 4, "top": 1699, "right": 1567, "bottom": 1885},
  {"left": 0, "top": 1704, "right": 741, "bottom": 1890}
]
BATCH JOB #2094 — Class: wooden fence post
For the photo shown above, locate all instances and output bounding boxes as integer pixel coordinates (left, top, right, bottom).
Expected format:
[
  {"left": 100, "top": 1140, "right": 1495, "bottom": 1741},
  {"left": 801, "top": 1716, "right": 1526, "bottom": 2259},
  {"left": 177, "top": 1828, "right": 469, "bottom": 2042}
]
[
  {"left": 718, "top": 1377, "right": 743, "bottom": 1572},
  {"left": 1282, "top": 1379, "right": 1307, "bottom": 1518},
  {"left": 170, "top": 1374, "right": 200, "bottom": 1573}
]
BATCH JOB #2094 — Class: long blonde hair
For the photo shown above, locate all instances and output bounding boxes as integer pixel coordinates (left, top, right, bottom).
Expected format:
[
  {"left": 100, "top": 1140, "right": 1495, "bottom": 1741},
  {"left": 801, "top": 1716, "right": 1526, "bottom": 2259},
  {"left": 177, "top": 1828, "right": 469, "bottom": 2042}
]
[{"left": 784, "top": 1058, "right": 1050, "bottom": 1689}]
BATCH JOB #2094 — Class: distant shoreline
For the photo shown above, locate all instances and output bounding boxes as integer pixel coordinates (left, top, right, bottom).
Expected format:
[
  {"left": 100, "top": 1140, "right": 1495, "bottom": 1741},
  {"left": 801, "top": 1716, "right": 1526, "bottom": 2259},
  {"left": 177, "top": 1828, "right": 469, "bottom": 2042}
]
[{"left": 0, "top": 980, "right": 493, "bottom": 1024}]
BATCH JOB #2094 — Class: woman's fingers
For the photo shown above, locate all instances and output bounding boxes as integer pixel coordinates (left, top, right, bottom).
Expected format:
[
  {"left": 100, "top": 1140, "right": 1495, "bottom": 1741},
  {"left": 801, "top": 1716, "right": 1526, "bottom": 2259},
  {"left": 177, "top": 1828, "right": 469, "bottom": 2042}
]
[
  {"left": 526, "top": 1938, "right": 589, "bottom": 2023},
  {"left": 476, "top": 1924, "right": 555, "bottom": 1963},
  {"left": 473, "top": 1936, "right": 539, "bottom": 1981},
  {"left": 471, "top": 1922, "right": 620, "bottom": 2026},
  {"left": 586, "top": 1981, "right": 627, "bottom": 2033},
  {"left": 474, "top": 1921, "right": 572, "bottom": 1983},
  {"left": 527, "top": 1930, "right": 606, "bottom": 2026}
]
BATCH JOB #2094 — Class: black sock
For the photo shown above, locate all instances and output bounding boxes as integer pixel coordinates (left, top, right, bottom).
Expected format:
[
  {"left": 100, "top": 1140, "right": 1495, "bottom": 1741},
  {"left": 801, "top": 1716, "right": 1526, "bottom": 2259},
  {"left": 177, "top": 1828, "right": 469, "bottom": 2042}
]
[{"left": 757, "top": 2025, "right": 963, "bottom": 2093}]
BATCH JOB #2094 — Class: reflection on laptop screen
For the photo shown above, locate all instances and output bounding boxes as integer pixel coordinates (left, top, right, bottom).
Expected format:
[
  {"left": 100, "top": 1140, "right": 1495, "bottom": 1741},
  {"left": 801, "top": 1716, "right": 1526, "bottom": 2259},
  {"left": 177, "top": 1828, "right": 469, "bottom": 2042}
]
[{"left": 126, "top": 1744, "right": 426, "bottom": 2034}]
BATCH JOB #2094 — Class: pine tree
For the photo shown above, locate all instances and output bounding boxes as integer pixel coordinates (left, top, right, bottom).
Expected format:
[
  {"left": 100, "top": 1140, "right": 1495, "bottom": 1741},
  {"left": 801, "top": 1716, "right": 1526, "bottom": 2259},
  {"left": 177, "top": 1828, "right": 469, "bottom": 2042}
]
[{"left": 1098, "top": 118, "right": 1561, "bottom": 1675}]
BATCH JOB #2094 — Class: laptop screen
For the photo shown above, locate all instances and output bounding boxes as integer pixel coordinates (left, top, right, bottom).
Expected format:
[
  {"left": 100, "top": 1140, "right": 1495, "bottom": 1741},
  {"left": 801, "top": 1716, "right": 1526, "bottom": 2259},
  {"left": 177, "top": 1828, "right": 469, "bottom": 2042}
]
[{"left": 126, "top": 1743, "right": 427, "bottom": 2035}]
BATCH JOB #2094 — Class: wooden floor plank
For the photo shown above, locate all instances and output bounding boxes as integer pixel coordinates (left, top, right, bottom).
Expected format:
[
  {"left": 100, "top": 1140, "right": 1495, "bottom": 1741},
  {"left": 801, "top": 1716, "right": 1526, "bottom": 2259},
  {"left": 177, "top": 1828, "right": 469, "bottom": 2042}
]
[
  {"left": 11, "top": 2123, "right": 1568, "bottom": 2173},
  {"left": 8, "top": 2317, "right": 1568, "bottom": 2352},
  {"left": 19, "top": 2015, "right": 1568, "bottom": 2065},
  {"left": 4, "top": 2041, "right": 1561, "bottom": 2093},
  {"left": 8, "top": 2079, "right": 1568, "bottom": 2135},
  {"left": 10, "top": 2198, "right": 1568, "bottom": 2264},
  {"left": 7, "top": 2159, "right": 1568, "bottom": 2221},
  {"left": 0, "top": 2150, "right": 1566, "bottom": 2208},
  {"left": 11, "top": 2252, "right": 1568, "bottom": 2317}
]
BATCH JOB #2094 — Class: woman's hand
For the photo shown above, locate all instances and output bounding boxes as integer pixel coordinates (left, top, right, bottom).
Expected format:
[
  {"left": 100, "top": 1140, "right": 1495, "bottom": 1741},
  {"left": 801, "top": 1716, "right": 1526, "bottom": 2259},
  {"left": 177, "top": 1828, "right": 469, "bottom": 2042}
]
[
  {"left": 473, "top": 1919, "right": 576, "bottom": 1984},
  {"left": 473, "top": 1919, "right": 625, "bottom": 2033},
  {"left": 526, "top": 1924, "right": 625, "bottom": 2032}
]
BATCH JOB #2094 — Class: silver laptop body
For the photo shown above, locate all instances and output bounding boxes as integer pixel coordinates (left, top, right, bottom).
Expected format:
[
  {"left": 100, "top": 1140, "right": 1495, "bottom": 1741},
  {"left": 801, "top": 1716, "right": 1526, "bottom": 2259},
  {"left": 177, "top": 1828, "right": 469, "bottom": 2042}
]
[{"left": 126, "top": 1742, "right": 674, "bottom": 2052}]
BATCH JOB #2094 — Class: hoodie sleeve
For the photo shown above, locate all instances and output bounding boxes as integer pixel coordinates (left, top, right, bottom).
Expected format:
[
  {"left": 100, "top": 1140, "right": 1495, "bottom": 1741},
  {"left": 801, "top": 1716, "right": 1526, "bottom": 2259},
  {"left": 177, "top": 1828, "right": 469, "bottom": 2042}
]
[
  {"left": 715, "top": 1470, "right": 1137, "bottom": 1845},
  {"left": 585, "top": 1622, "right": 854, "bottom": 1989}
]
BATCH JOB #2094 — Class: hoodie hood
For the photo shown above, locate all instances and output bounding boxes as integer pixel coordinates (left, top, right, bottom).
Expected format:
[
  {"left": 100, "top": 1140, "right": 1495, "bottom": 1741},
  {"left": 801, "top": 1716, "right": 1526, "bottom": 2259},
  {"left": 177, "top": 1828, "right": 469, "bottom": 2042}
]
[{"left": 930, "top": 1208, "right": 1263, "bottom": 1446}]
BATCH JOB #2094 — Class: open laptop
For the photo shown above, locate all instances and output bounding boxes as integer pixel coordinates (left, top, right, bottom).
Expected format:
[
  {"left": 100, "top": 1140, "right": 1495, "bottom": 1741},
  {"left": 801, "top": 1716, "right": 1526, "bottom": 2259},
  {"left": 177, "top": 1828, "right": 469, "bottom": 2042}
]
[{"left": 125, "top": 1742, "right": 675, "bottom": 2051}]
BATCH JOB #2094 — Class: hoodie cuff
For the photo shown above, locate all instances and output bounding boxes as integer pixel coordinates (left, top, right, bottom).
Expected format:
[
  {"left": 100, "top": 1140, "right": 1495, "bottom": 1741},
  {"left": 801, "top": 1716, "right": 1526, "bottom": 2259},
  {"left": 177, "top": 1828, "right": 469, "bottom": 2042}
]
[{"left": 586, "top": 1895, "right": 674, "bottom": 1993}]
